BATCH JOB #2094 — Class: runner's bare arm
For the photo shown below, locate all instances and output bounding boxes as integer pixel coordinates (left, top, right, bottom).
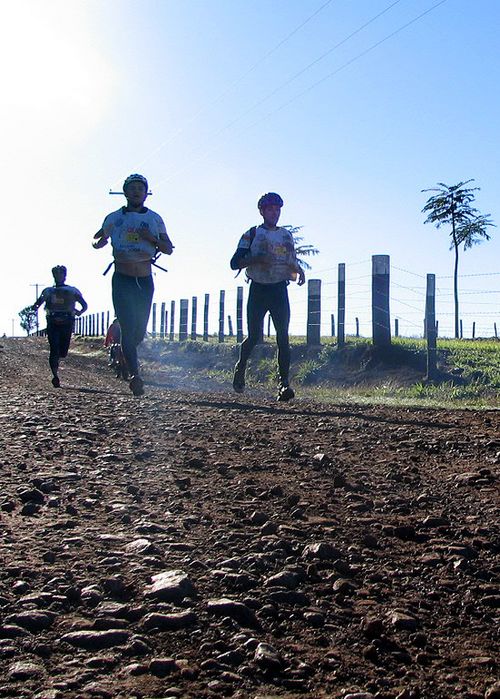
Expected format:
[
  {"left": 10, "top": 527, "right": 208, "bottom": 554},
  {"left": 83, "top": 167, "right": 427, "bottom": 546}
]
[
  {"left": 75, "top": 294, "right": 88, "bottom": 316},
  {"left": 92, "top": 229, "right": 108, "bottom": 249},
  {"left": 32, "top": 291, "right": 45, "bottom": 311},
  {"left": 157, "top": 234, "right": 174, "bottom": 255},
  {"left": 138, "top": 228, "right": 174, "bottom": 255}
]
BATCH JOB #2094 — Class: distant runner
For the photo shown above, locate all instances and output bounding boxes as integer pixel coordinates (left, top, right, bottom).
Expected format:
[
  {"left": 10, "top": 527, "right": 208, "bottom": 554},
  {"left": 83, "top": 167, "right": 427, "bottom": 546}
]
[
  {"left": 104, "top": 318, "right": 127, "bottom": 379},
  {"left": 32, "top": 265, "right": 88, "bottom": 388},
  {"left": 92, "top": 174, "right": 174, "bottom": 396},
  {"left": 104, "top": 317, "right": 121, "bottom": 350},
  {"left": 230, "top": 192, "right": 305, "bottom": 401}
]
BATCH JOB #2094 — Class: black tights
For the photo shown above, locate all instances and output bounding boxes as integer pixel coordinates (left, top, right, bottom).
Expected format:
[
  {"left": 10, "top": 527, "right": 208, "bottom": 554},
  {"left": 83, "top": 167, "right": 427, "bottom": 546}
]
[
  {"left": 47, "top": 320, "right": 73, "bottom": 377},
  {"left": 237, "top": 281, "right": 291, "bottom": 384}
]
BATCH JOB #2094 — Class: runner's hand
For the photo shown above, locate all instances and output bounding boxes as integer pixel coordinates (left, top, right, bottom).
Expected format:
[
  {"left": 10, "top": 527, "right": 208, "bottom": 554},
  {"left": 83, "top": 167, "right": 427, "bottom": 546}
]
[
  {"left": 92, "top": 230, "right": 108, "bottom": 249},
  {"left": 297, "top": 268, "right": 306, "bottom": 286},
  {"left": 138, "top": 228, "right": 157, "bottom": 244}
]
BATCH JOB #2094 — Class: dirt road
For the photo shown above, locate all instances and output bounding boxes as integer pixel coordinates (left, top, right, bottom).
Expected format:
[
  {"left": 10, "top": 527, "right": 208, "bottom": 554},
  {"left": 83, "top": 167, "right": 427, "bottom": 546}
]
[{"left": 0, "top": 338, "right": 498, "bottom": 699}]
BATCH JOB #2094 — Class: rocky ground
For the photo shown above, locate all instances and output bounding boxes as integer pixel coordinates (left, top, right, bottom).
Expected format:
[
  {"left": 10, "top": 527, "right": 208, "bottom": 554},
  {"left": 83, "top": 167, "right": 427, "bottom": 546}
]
[{"left": 0, "top": 337, "right": 499, "bottom": 699}]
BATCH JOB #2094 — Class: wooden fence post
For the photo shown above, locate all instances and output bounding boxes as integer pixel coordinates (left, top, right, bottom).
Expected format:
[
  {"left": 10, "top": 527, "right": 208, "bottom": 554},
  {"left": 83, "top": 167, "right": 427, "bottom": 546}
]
[
  {"left": 331, "top": 314, "right": 335, "bottom": 337},
  {"left": 160, "top": 302, "right": 166, "bottom": 338},
  {"left": 495, "top": 322, "right": 498, "bottom": 339},
  {"left": 372, "top": 254, "right": 391, "bottom": 347},
  {"left": 337, "top": 263, "right": 345, "bottom": 347},
  {"left": 395, "top": 318, "right": 399, "bottom": 337},
  {"left": 460, "top": 319, "right": 463, "bottom": 339},
  {"left": 179, "top": 299, "right": 188, "bottom": 341},
  {"left": 101, "top": 312, "right": 104, "bottom": 336},
  {"left": 151, "top": 303, "right": 157, "bottom": 337},
  {"left": 267, "top": 314, "right": 271, "bottom": 338},
  {"left": 425, "top": 273, "right": 437, "bottom": 380},
  {"left": 307, "top": 279, "right": 321, "bottom": 345},
  {"left": 191, "top": 296, "right": 197, "bottom": 340},
  {"left": 106, "top": 310, "right": 110, "bottom": 333},
  {"left": 228, "top": 316, "right": 233, "bottom": 336},
  {"left": 169, "top": 301, "right": 175, "bottom": 341},
  {"left": 472, "top": 321, "right": 476, "bottom": 340},
  {"left": 236, "top": 286, "right": 243, "bottom": 343},
  {"left": 203, "top": 294, "right": 209, "bottom": 341},
  {"left": 218, "top": 290, "right": 225, "bottom": 342},
  {"left": 355, "top": 317, "right": 359, "bottom": 337}
]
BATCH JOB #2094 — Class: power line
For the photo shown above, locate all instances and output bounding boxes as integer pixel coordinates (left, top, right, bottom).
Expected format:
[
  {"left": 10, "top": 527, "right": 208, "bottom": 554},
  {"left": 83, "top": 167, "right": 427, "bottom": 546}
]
[
  {"left": 111, "top": 0, "right": 337, "bottom": 188},
  {"left": 155, "top": 0, "right": 450, "bottom": 188},
  {"left": 155, "top": 0, "right": 406, "bottom": 186},
  {"left": 246, "top": 0, "right": 450, "bottom": 129},
  {"left": 236, "top": 0, "right": 405, "bottom": 114}
]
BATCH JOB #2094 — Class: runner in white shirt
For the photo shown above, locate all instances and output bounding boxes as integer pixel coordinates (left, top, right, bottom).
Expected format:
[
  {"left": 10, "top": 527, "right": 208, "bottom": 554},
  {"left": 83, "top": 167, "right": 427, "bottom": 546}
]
[{"left": 93, "top": 174, "right": 174, "bottom": 396}]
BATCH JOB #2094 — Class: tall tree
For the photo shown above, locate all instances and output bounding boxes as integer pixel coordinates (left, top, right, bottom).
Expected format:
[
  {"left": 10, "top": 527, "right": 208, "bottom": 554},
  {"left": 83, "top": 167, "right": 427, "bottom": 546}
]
[
  {"left": 18, "top": 306, "right": 37, "bottom": 336},
  {"left": 421, "top": 180, "right": 495, "bottom": 339}
]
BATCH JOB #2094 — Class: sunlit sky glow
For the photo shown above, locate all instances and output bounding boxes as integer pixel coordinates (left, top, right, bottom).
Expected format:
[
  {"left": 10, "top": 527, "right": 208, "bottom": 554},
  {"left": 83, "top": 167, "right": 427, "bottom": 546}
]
[{"left": 1, "top": 0, "right": 499, "bottom": 339}]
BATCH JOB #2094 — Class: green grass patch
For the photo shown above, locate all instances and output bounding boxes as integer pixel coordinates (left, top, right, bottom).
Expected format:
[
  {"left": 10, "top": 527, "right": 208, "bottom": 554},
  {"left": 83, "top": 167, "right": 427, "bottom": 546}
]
[{"left": 76, "top": 334, "right": 500, "bottom": 409}]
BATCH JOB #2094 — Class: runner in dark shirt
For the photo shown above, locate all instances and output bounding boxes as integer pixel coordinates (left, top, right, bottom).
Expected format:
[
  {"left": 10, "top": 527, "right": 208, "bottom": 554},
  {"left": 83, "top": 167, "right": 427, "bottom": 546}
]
[{"left": 32, "top": 266, "right": 88, "bottom": 388}]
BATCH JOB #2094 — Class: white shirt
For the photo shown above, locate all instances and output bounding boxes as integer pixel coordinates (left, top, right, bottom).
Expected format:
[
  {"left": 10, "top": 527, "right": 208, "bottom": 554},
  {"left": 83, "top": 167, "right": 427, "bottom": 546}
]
[{"left": 101, "top": 208, "right": 168, "bottom": 263}]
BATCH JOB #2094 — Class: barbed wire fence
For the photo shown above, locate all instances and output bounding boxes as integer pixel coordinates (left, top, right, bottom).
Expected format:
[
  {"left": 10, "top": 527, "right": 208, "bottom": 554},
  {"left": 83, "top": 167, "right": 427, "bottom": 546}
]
[{"left": 73, "top": 255, "right": 499, "bottom": 344}]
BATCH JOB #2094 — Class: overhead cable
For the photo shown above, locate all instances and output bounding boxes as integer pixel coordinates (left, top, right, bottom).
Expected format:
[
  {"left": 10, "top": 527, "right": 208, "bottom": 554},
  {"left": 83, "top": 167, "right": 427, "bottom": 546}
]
[
  {"left": 111, "top": 0, "right": 337, "bottom": 187},
  {"left": 155, "top": 0, "right": 450, "bottom": 188}
]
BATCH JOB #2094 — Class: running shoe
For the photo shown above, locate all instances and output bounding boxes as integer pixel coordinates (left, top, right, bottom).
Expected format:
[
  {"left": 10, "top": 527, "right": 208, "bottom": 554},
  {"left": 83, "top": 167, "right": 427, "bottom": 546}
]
[
  {"left": 232, "top": 364, "right": 245, "bottom": 393},
  {"left": 129, "top": 375, "right": 144, "bottom": 396},
  {"left": 277, "top": 383, "right": 295, "bottom": 402},
  {"left": 51, "top": 376, "right": 61, "bottom": 388}
]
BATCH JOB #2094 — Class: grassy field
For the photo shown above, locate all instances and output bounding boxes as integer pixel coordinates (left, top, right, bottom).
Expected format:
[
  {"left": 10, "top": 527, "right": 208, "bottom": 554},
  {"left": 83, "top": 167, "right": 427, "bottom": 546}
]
[
  {"left": 138, "top": 334, "right": 500, "bottom": 410},
  {"left": 300, "top": 338, "right": 500, "bottom": 409}
]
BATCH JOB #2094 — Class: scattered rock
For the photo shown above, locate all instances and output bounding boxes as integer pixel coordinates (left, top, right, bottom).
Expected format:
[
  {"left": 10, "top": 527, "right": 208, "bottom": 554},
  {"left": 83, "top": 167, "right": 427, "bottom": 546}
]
[
  {"left": 144, "top": 570, "right": 196, "bottom": 602},
  {"left": 61, "top": 630, "right": 130, "bottom": 650}
]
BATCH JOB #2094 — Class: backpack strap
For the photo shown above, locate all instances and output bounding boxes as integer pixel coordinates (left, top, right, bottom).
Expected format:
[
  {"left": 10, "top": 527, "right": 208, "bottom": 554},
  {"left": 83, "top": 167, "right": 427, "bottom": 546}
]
[{"left": 234, "top": 226, "right": 257, "bottom": 277}]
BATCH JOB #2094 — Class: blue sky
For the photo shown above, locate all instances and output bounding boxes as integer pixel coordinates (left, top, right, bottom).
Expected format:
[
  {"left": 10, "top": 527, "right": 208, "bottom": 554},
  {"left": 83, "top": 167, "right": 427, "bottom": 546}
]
[{"left": 2, "top": 0, "right": 499, "bottom": 338}]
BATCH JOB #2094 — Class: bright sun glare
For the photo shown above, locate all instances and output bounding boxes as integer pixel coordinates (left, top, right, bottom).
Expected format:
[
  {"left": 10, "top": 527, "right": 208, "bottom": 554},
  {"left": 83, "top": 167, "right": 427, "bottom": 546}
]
[{"left": 0, "top": 0, "right": 115, "bottom": 152}]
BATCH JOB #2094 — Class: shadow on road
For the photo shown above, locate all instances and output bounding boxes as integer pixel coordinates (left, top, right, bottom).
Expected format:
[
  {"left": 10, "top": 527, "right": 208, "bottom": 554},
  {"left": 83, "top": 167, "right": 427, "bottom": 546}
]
[{"left": 182, "top": 396, "right": 456, "bottom": 431}]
